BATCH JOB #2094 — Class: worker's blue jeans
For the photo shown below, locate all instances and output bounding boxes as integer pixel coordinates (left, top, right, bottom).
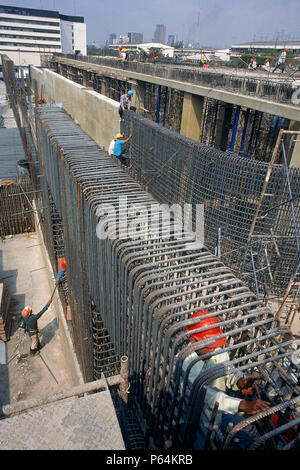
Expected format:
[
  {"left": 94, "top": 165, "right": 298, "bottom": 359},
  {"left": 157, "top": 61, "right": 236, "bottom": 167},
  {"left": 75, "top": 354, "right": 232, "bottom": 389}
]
[
  {"left": 116, "top": 155, "right": 130, "bottom": 168},
  {"left": 181, "top": 413, "right": 259, "bottom": 450},
  {"left": 219, "top": 413, "right": 260, "bottom": 449}
]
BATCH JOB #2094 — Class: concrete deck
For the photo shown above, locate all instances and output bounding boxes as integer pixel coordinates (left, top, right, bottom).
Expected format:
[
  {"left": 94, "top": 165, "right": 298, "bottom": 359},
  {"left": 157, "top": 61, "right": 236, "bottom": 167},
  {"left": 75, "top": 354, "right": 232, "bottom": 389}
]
[
  {"left": 0, "top": 388, "right": 125, "bottom": 450},
  {"left": 0, "top": 232, "right": 125, "bottom": 450}
]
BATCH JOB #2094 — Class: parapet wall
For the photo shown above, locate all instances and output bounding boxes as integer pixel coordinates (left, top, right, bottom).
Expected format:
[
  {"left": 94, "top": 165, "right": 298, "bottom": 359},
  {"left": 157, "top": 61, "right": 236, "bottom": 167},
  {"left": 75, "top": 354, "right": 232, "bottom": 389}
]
[{"left": 30, "top": 67, "right": 120, "bottom": 151}]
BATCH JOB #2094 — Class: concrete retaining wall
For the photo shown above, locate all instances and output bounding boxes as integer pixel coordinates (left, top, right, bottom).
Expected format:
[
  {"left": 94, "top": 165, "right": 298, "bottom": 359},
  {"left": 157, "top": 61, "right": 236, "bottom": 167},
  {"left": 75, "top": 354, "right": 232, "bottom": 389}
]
[{"left": 30, "top": 67, "right": 120, "bottom": 151}]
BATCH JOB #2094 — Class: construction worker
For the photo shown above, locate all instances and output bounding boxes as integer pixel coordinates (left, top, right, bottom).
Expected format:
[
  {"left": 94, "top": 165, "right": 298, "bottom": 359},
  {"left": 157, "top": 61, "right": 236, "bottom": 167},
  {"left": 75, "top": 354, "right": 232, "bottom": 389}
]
[
  {"left": 273, "top": 48, "right": 289, "bottom": 73},
  {"left": 20, "top": 299, "right": 53, "bottom": 355},
  {"left": 181, "top": 310, "right": 270, "bottom": 449},
  {"left": 120, "top": 48, "right": 127, "bottom": 61},
  {"left": 108, "top": 134, "right": 118, "bottom": 156},
  {"left": 248, "top": 58, "right": 257, "bottom": 70},
  {"left": 119, "top": 90, "right": 134, "bottom": 118},
  {"left": 262, "top": 58, "right": 270, "bottom": 72},
  {"left": 113, "top": 133, "right": 132, "bottom": 168}
]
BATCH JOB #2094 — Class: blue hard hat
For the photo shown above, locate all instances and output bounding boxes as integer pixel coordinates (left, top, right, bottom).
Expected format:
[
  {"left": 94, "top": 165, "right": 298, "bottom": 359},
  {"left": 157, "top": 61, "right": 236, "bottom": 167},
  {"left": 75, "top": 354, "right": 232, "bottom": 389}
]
[{"left": 128, "top": 90, "right": 133, "bottom": 96}]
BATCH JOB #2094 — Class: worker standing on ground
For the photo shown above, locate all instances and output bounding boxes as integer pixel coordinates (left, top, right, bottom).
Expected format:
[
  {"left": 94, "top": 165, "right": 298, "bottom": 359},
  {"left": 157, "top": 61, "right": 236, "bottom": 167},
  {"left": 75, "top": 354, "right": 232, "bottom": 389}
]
[
  {"left": 113, "top": 133, "right": 132, "bottom": 168},
  {"left": 119, "top": 90, "right": 134, "bottom": 118},
  {"left": 273, "top": 48, "right": 289, "bottom": 73},
  {"left": 180, "top": 310, "right": 270, "bottom": 449},
  {"left": 20, "top": 299, "right": 53, "bottom": 355}
]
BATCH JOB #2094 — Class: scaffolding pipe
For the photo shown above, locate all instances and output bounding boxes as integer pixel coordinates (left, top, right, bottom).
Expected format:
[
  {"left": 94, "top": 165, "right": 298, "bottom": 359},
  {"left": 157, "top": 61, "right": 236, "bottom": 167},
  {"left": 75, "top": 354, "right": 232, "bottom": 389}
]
[
  {"left": 1, "top": 375, "right": 125, "bottom": 417},
  {"left": 229, "top": 105, "right": 240, "bottom": 152},
  {"left": 246, "top": 110, "right": 258, "bottom": 158},
  {"left": 119, "top": 355, "right": 129, "bottom": 404}
]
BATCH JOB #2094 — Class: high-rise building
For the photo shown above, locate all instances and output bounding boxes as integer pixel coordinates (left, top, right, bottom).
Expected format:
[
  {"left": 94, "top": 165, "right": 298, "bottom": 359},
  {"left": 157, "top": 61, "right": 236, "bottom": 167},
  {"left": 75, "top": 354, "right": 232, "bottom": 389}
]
[
  {"left": 128, "top": 32, "right": 143, "bottom": 44},
  {"left": 108, "top": 33, "right": 116, "bottom": 45},
  {"left": 167, "top": 34, "right": 177, "bottom": 46},
  {"left": 153, "top": 24, "right": 166, "bottom": 44},
  {"left": 0, "top": 5, "right": 86, "bottom": 66}
]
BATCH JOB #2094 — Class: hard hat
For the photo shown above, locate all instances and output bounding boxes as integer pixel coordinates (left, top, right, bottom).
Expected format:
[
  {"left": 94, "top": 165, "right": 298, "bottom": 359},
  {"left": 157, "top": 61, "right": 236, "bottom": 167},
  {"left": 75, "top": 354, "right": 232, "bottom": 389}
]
[
  {"left": 250, "top": 58, "right": 254, "bottom": 62},
  {"left": 122, "top": 48, "right": 127, "bottom": 52},
  {"left": 118, "top": 46, "right": 122, "bottom": 50},
  {"left": 21, "top": 305, "right": 32, "bottom": 318},
  {"left": 128, "top": 90, "right": 133, "bottom": 96},
  {"left": 185, "top": 310, "right": 226, "bottom": 349},
  {"left": 115, "top": 133, "right": 124, "bottom": 140}
]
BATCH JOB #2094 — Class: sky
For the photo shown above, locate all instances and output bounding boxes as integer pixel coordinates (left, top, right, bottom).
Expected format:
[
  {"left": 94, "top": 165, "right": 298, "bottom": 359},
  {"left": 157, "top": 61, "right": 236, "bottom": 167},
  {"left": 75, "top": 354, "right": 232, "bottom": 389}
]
[{"left": 1, "top": 0, "right": 300, "bottom": 48}]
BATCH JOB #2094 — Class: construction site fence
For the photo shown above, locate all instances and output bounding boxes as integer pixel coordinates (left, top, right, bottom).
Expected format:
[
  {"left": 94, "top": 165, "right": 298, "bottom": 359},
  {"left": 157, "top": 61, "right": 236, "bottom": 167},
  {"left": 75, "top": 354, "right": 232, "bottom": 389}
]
[
  {"left": 53, "top": 53, "right": 299, "bottom": 106},
  {"left": 121, "top": 111, "right": 300, "bottom": 298},
  {"left": 33, "top": 105, "right": 300, "bottom": 450},
  {"left": 0, "top": 180, "right": 35, "bottom": 237}
]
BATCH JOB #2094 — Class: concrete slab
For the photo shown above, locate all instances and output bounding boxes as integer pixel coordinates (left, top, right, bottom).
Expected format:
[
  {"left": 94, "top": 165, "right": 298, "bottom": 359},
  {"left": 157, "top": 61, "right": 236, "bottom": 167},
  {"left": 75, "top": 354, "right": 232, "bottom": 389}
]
[
  {"left": 0, "top": 390, "right": 125, "bottom": 450},
  {"left": 0, "top": 233, "right": 75, "bottom": 406}
]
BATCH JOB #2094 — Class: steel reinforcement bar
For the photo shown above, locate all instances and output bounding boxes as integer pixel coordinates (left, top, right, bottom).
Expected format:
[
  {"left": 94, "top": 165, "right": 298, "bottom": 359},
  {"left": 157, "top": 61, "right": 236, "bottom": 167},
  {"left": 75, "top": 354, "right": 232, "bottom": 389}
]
[
  {"left": 34, "top": 105, "right": 300, "bottom": 450},
  {"left": 121, "top": 111, "right": 300, "bottom": 297}
]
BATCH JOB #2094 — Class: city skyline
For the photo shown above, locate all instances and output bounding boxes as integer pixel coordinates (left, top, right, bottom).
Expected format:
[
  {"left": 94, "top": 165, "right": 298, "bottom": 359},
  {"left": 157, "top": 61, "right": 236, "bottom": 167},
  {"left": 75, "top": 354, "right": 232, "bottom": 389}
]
[{"left": 2, "top": 0, "right": 300, "bottom": 48}]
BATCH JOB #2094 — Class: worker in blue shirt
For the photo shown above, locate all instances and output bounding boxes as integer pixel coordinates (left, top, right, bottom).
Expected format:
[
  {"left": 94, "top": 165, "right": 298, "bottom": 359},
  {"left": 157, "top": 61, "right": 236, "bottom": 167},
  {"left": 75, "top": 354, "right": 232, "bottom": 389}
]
[{"left": 113, "top": 133, "right": 132, "bottom": 168}]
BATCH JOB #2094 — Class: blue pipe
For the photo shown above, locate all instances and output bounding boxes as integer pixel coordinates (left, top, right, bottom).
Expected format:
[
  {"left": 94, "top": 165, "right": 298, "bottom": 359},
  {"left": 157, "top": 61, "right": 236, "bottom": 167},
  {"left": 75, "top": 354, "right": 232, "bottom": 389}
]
[
  {"left": 229, "top": 105, "right": 240, "bottom": 152},
  {"left": 162, "top": 88, "right": 168, "bottom": 127},
  {"left": 239, "top": 108, "right": 250, "bottom": 156},
  {"left": 156, "top": 85, "right": 161, "bottom": 124}
]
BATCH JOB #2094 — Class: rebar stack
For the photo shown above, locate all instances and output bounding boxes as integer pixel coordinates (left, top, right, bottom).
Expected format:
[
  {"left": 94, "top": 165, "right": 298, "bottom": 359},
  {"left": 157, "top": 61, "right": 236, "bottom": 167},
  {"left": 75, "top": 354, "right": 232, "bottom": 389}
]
[{"left": 34, "top": 105, "right": 300, "bottom": 450}]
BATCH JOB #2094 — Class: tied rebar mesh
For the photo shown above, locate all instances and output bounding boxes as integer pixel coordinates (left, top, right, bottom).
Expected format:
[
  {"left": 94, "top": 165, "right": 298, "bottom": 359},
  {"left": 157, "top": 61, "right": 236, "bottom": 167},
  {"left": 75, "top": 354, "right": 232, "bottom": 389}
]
[
  {"left": 34, "top": 105, "right": 300, "bottom": 450},
  {"left": 121, "top": 111, "right": 300, "bottom": 297}
]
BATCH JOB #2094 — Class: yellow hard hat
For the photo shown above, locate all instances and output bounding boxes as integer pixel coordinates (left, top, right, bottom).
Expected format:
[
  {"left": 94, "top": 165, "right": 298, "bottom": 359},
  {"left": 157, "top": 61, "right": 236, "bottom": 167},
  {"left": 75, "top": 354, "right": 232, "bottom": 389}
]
[
  {"left": 122, "top": 48, "right": 127, "bottom": 52},
  {"left": 115, "top": 133, "right": 124, "bottom": 140}
]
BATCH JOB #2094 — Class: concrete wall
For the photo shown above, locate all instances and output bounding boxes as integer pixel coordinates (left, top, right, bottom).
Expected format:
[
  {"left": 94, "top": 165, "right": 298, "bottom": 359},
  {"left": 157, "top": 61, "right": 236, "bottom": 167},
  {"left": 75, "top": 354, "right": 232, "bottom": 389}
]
[
  {"left": 31, "top": 67, "right": 120, "bottom": 151},
  {"left": 1, "top": 50, "right": 43, "bottom": 67}
]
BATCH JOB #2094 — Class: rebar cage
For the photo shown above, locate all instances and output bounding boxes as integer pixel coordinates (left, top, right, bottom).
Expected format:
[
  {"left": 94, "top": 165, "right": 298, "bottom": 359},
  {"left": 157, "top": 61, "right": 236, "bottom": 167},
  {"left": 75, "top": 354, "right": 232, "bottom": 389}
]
[
  {"left": 121, "top": 111, "right": 300, "bottom": 298},
  {"left": 33, "top": 105, "right": 300, "bottom": 450}
]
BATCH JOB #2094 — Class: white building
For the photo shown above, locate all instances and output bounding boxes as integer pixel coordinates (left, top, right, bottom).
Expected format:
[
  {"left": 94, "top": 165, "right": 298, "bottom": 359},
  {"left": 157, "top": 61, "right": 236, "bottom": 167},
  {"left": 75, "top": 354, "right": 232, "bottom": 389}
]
[
  {"left": 138, "top": 42, "right": 174, "bottom": 58},
  {"left": 108, "top": 42, "right": 174, "bottom": 58},
  {"left": 0, "top": 5, "right": 86, "bottom": 67},
  {"left": 231, "top": 41, "right": 300, "bottom": 54}
]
